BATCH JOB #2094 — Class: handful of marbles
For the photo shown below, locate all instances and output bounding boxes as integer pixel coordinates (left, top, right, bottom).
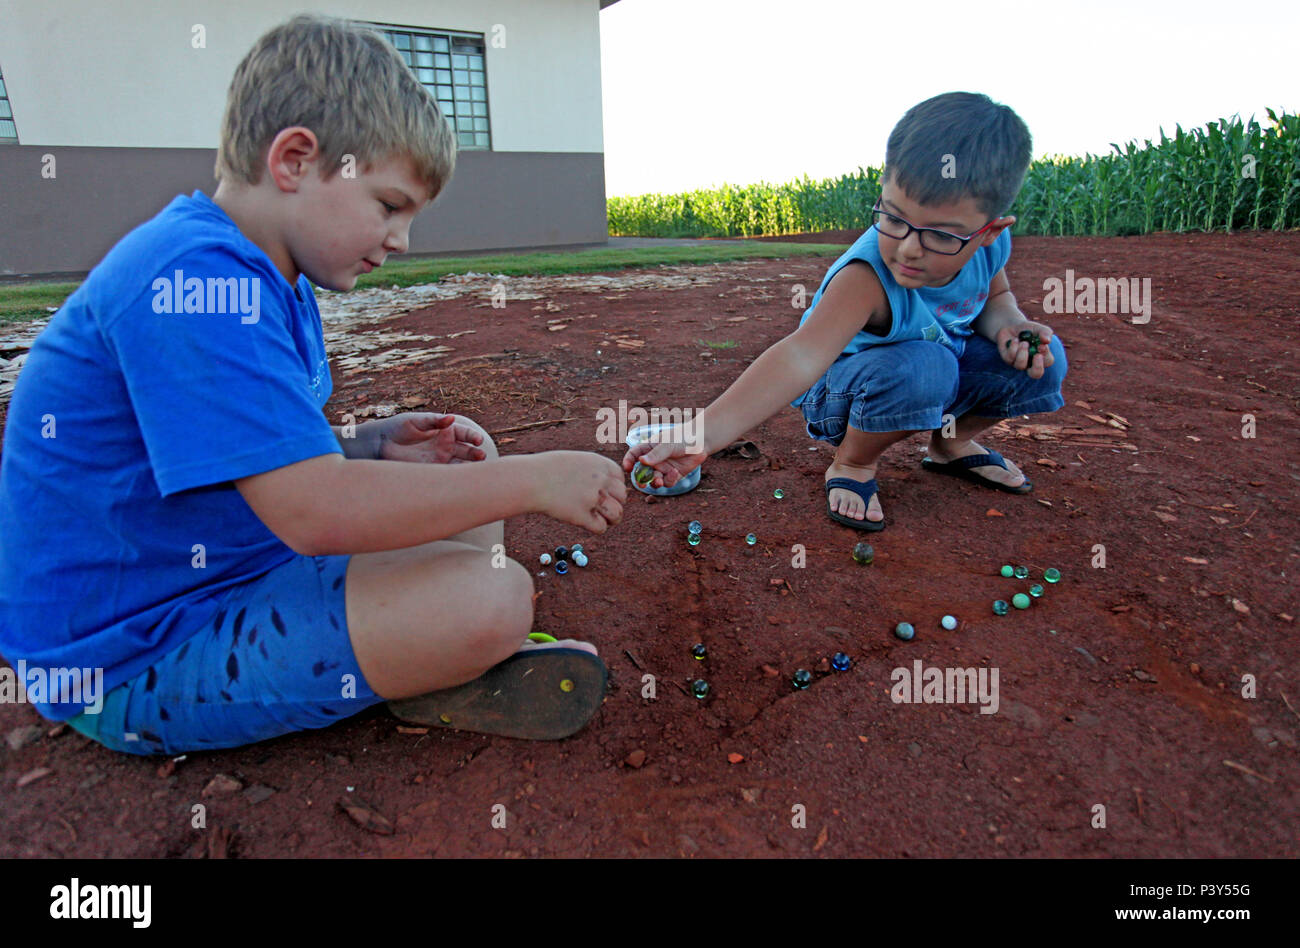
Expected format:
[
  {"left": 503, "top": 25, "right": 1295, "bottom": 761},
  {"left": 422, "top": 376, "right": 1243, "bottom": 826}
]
[{"left": 1018, "top": 329, "right": 1041, "bottom": 360}]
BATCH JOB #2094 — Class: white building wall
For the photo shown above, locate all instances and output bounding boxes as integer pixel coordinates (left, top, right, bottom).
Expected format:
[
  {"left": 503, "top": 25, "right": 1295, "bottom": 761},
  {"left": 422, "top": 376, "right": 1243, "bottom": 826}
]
[{"left": 0, "top": 0, "right": 604, "bottom": 152}]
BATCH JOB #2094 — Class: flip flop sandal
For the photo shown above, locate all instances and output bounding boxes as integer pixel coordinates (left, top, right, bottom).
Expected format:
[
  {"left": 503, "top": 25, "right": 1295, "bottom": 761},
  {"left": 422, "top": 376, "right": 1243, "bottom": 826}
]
[
  {"left": 824, "top": 476, "right": 886, "bottom": 531},
  {"left": 386, "top": 640, "right": 608, "bottom": 740},
  {"left": 920, "top": 450, "right": 1033, "bottom": 494}
]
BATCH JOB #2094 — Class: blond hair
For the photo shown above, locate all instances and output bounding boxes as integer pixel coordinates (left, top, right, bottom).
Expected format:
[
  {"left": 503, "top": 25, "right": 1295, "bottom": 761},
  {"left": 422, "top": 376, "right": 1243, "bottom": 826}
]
[{"left": 215, "top": 14, "right": 456, "bottom": 199}]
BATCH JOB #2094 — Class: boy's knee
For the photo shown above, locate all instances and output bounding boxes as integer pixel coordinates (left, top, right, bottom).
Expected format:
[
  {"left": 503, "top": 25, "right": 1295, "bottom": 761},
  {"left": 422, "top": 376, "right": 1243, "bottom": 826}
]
[
  {"left": 482, "top": 557, "right": 534, "bottom": 645},
  {"left": 867, "top": 343, "right": 958, "bottom": 411}
]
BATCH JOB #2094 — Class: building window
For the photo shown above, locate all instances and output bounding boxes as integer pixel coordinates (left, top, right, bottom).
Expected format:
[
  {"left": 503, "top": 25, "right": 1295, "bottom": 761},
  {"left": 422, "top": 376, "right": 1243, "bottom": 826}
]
[
  {"left": 0, "top": 68, "right": 17, "bottom": 144},
  {"left": 375, "top": 26, "right": 491, "bottom": 150}
]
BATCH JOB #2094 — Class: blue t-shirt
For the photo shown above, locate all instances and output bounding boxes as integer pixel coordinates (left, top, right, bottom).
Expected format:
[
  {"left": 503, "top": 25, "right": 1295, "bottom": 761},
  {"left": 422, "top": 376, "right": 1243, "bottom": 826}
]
[
  {"left": 791, "top": 226, "right": 1012, "bottom": 406},
  {"left": 0, "top": 191, "right": 342, "bottom": 719}
]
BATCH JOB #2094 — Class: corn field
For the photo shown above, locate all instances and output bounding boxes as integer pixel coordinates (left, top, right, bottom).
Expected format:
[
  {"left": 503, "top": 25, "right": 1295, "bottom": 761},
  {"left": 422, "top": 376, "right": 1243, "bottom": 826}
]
[{"left": 607, "top": 110, "right": 1300, "bottom": 238}]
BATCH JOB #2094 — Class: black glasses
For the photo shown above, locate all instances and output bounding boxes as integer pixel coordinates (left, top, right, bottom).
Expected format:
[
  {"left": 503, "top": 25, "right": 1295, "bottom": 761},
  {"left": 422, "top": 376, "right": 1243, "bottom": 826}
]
[{"left": 871, "top": 198, "right": 996, "bottom": 255}]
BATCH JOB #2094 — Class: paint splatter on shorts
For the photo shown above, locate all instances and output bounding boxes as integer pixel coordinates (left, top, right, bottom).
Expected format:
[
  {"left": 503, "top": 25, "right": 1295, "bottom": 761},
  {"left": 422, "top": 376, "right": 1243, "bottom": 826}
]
[{"left": 65, "top": 554, "right": 385, "bottom": 756}]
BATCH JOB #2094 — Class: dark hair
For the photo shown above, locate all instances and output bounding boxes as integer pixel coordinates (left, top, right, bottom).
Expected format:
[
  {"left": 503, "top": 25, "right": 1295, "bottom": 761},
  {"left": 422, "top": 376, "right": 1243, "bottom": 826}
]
[{"left": 883, "top": 92, "right": 1032, "bottom": 220}]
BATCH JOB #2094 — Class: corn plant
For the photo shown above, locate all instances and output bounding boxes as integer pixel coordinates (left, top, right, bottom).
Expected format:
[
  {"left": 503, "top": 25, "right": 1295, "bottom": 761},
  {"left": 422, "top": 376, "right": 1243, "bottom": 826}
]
[{"left": 608, "top": 111, "right": 1299, "bottom": 238}]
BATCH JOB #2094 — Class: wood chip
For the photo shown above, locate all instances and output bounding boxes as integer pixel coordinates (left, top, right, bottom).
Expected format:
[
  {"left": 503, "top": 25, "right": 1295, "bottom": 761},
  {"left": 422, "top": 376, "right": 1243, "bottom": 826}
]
[
  {"left": 1231, "top": 599, "right": 1250, "bottom": 615},
  {"left": 207, "top": 826, "right": 233, "bottom": 859},
  {"left": 986, "top": 508, "right": 1005, "bottom": 517},
  {"left": 1153, "top": 510, "right": 1178, "bottom": 523},
  {"left": 1036, "top": 499, "right": 1053, "bottom": 507},
  {"left": 1222, "top": 760, "right": 1274, "bottom": 783},
  {"left": 1182, "top": 557, "right": 1209, "bottom": 565},
  {"left": 202, "top": 774, "right": 243, "bottom": 797},
  {"left": 400, "top": 395, "right": 429, "bottom": 408},
  {"left": 396, "top": 726, "right": 429, "bottom": 735},
  {"left": 813, "top": 825, "right": 829, "bottom": 852},
  {"left": 16, "top": 767, "right": 52, "bottom": 788},
  {"left": 727, "top": 753, "right": 745, "bottom": 764},
  {"left": 546, "top": 323, "right": 568, "bottom": 331},
  {"left": 337, "top": 799, "right": 395, "bottom": 835}
]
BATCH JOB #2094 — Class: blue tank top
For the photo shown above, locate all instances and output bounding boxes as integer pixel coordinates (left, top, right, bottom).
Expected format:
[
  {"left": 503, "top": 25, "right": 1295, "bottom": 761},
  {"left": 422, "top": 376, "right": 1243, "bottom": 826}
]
[{"left": 791, "top": 226, "right": 1011, "bottom": 406}]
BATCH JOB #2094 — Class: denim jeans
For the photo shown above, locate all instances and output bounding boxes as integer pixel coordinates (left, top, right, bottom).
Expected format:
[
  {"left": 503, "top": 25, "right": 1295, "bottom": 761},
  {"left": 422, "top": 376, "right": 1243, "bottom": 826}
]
[{"left": 800, "top": 333, "right": 1067, "bottom": 444}]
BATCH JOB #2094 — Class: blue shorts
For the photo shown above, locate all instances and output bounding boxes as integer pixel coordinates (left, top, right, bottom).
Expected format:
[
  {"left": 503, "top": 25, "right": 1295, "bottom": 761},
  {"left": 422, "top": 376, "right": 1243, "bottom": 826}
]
[
  {"left": 65, "top": 554, "right": 385, "bottom": 756},
  {"left": 800, "top": 333, "right": 1067, "bottom": 444}
]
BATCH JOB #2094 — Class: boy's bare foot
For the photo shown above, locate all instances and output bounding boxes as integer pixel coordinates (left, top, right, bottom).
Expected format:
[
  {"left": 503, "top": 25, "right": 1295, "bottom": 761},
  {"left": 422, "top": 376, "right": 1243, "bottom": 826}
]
[
  {"left": 925, "top": 436, "right": 1027, "bottom": 489},
  {"left": 824, "top": 459, "right": 884, "bottom": 524}
]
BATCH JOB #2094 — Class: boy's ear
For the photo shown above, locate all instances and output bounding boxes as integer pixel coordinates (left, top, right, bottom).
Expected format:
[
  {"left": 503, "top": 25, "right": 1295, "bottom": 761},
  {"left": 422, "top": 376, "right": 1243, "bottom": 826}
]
[
  {"left": 265, "top": 126, "right": 322, "bottom": 194},
  {"left": 983, "top": 214, "right": 1015, "bottom": 244}
]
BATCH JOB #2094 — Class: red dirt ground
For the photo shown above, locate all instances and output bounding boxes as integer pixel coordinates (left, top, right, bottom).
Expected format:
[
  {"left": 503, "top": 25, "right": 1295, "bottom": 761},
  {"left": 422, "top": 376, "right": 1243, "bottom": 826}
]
[{"left": 1, "top": 231, "right": 1296, "bottom": 858}]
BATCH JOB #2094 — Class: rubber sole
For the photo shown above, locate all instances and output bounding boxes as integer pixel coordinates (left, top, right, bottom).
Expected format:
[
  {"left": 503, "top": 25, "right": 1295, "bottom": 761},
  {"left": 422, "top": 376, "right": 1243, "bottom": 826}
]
[{"left": 386, "top": 647, "right": 608, "bottom": 741}]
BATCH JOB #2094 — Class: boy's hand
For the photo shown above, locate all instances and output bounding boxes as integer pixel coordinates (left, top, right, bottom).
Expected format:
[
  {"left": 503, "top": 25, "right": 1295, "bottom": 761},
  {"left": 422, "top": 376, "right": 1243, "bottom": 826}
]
[
  {"left": 995, "top": 321, "right": 1056, "bottom": 380},
  {"left": 373, "top": 412, "right": 487, "bottom": 464},
  {"left": 529, "top": 451, "right": 627, "bottom": 533},
  {"left": 621, "top": 430, "right": 710, "bottom": 490}
]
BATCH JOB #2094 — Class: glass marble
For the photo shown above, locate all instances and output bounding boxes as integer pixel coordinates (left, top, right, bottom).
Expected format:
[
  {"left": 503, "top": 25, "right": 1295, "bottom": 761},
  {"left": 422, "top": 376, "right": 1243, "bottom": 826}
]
[
  {"left": 687, "top": 533, "right": 701, "bottom": 547},
  {"left": 792, "top": 669, "right": 812, "bottom": 690},
  {"left": 572, "top": 552, "right": 589, "bottom": 568},
  {"left": 555, "top": 561, "right": 569, "bottom": 575},
  {"left": 941, "top": 615, "right": 958, "bottom": 630},
  {"left": 1028, "top": 583, "right": 1043, "bottom": 598},
  {"left": 895, "top": 622, "right": 915, "bottom": 641},
  {"left": 554, "top": 546, "right": 569, "bottom": 561},
  {"left": 632, "top": 463, "right": 655, "bottom": 487},
  {"left": 1000, "top": 565, "right": 1014, "bottom": 578},
  {"left": 539, "top": 553, "right": 552, "bottom": 566},
  {"left": 1044, "top": 568, "right": 1061, "bottom": 583},
  {"left": 691, "top": 643, "right": 707, "bottom": 661},
  {"left": 852, "top": 542, "right": 875, "bottom": 565},
  {"left": 773, "top": 488, "right": 785, "bottom": 499},
  {"left": 688, "top": 520, "right": 703, "bottom": 535},
  {"left": 1012, "top": 593, "right": 1030, "bottom": 609},
  {"left": 691, "top": 679, "right": 710, "bottom": 699},
  {"left": 1013, "top": 565, "right": 1029, "bottom": 579},
  {"left": 831, "top": 652, "right": 851, "bottom": 672},
  {"left": 572, "top": 544, "right": 583, "bottom": 553},
  {"left": 745, "top": 533, "right": 757, "bottom": 546},
  {"left": 992, "top": 600, "right": 1009, "bottom": 616}
]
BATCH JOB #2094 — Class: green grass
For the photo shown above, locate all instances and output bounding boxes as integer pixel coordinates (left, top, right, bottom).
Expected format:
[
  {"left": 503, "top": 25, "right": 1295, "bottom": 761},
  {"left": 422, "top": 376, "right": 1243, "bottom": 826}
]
[
  {"left": 696, "top": 338, "right": 739, "bottom": 349},
  {"left": 0, "top": 283, "right": 82, "bottom": 324},
  {"left": 608, "top": 109, "right": 1300, "bottom": 238},
  {"left": 0, "top": 243, "right": 847, "bottom": 325}
]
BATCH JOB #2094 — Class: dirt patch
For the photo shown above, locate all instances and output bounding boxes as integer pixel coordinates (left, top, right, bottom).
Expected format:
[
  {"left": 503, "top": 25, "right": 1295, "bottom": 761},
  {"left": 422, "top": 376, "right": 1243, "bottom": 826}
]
[{"left": 1, "top": 233, "right": 1297, "bottom": 857}]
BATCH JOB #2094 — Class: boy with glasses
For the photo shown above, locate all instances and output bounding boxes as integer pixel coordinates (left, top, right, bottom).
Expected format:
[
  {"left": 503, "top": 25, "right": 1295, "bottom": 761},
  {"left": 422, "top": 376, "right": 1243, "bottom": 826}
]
[{"left": 625, "top": 92, "right": 1065, "bottom": 531}]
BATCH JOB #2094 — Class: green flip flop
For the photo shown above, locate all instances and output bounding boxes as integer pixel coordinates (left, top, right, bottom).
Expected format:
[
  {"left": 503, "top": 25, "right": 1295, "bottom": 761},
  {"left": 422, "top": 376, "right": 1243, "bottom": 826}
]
[{"left": 387, "top": 644, "right": 607, "bottom": 741}]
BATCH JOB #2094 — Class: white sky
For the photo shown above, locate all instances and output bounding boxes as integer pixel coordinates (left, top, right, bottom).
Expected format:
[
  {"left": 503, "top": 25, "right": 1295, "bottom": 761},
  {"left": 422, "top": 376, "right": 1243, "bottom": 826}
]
[{"left": 599, "top": 0, "right": 1300, "bottom": 197}]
